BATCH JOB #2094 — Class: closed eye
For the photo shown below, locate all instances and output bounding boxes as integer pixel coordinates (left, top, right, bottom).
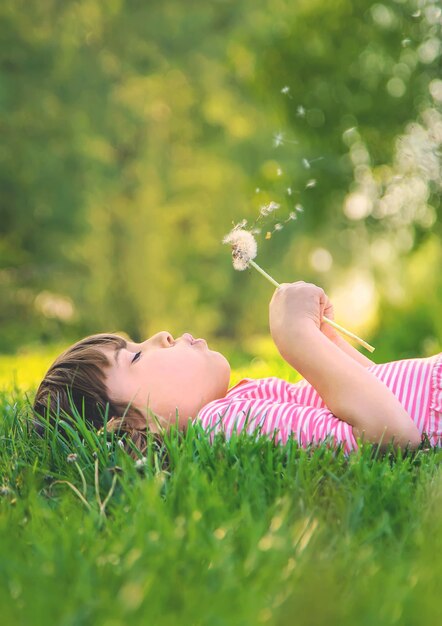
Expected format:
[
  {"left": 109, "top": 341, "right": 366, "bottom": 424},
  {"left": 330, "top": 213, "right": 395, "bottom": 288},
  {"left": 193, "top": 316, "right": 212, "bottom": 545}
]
[{"left": 131, "top": 351, "right": 142, "bottom": 364}]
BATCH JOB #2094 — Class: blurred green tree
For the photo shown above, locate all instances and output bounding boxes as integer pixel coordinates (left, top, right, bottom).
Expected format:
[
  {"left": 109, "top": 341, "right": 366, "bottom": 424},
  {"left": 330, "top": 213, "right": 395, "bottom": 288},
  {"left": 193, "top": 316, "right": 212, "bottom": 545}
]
[{"left": 0, "top": 0, "right": 440, "bottom": 356}]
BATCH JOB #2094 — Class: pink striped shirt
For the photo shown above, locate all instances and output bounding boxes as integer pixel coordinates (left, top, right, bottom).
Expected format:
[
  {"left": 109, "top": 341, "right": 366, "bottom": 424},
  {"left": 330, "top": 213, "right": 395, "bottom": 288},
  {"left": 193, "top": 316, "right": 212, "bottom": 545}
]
[{"left": 195, "top": 354, "right": 442, "bottom": 452}]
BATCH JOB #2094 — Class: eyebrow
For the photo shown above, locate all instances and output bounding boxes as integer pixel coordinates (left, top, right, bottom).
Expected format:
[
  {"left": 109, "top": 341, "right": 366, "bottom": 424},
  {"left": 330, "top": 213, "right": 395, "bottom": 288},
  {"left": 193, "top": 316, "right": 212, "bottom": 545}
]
[{"left": 114, "top": 341, "right": 127, "bottom": 366}]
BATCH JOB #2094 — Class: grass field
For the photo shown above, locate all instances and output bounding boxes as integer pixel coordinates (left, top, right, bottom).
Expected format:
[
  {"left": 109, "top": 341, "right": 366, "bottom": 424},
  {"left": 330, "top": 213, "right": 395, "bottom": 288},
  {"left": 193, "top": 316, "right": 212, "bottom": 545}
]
[{"left": 1, "top": 346, "right": 441, "bottom": 626}]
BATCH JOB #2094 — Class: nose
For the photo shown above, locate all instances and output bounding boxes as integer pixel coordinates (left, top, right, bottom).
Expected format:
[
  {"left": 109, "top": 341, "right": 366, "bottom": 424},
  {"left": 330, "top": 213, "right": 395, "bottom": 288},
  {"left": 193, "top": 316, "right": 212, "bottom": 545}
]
[{"left": 152, "top": 331, "right": 175, "bottom": 347}]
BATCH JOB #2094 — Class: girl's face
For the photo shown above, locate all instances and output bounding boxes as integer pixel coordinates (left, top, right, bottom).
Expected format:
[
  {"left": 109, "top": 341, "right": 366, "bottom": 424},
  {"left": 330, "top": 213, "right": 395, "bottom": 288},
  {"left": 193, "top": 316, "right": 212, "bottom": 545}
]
[{"left": 104, "top": 331, "right": 230, "bottom": 431}]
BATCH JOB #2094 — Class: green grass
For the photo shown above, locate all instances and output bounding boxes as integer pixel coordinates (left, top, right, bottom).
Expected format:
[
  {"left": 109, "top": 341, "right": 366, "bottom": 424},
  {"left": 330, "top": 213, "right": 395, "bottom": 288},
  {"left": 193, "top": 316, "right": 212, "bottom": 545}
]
[{"left": 1, "top": 353, "right": 442, "bottom": 626}]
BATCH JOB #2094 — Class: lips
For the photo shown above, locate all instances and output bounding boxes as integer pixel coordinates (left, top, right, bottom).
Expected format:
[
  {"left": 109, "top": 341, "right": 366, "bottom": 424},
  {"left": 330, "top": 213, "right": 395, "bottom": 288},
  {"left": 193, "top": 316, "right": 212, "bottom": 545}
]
[
  {"left": 182, "top": 333, "right": 207, "bottom": 347},
  {"left": 182, "top": 333, "right": 195, "bottom": 344}
]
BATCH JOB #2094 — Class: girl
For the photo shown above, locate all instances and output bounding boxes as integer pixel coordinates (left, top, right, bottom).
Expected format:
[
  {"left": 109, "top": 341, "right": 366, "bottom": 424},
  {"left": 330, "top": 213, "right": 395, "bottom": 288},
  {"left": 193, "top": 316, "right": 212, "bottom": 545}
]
[{"left": 33, "top": 282, "right": 442, "bottom": 454}]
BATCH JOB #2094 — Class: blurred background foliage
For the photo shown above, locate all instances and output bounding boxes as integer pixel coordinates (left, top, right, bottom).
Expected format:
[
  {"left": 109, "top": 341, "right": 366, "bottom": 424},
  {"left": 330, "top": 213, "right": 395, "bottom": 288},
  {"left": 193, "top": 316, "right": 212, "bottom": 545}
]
[{"left": 0, "top": 0, "right": 441, "bottom": 367}]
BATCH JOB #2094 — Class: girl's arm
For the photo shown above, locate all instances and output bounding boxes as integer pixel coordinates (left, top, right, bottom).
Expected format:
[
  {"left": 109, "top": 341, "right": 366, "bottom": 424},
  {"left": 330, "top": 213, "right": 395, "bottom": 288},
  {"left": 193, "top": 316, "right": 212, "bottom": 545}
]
[
  {"left": 328, "top": 333, "right": 375, "bottom": 368},
  {"left": 269, "top": 282, "right": 420, "bottom": 449}
]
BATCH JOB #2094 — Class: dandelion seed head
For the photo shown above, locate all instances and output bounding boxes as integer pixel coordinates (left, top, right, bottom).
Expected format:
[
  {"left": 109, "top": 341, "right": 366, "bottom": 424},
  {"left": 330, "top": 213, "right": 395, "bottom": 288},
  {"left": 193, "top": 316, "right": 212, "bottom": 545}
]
[
  {"left": 288, "top": 211, "right": 298, "bottom": 220},
  {"left": 222, "top": 228, "right": 257, "bottom": 270}
]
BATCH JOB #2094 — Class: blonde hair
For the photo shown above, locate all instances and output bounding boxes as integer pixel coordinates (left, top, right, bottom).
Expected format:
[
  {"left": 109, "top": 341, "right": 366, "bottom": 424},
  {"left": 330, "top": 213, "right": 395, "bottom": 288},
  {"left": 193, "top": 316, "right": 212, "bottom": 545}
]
[{"left": 32, "top": 333, "right": 155, "bottom": 456}]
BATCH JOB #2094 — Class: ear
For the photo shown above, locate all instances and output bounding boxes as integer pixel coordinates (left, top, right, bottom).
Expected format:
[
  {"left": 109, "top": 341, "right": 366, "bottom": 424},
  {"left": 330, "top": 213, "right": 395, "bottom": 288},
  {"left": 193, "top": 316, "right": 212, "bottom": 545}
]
[{"left": 107, "top": 414, "right": 149, "bottom": 432}]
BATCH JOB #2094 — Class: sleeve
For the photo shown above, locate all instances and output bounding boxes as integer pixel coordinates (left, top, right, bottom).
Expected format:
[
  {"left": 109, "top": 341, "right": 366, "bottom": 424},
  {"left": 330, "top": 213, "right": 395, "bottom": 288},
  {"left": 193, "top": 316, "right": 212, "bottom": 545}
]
[{"left": 197, "top": 396, "right": 358, "bottom": 454}]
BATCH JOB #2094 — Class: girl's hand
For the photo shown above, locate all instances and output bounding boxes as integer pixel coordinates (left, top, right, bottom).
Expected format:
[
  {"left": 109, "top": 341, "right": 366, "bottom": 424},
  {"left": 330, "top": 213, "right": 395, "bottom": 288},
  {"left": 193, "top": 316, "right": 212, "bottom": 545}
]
[
  {"left": 319, "top": 296, "right": 340, "bottom": 344},
  {"left": 269, "top": 281, "right": 337, "bottom": 351}
]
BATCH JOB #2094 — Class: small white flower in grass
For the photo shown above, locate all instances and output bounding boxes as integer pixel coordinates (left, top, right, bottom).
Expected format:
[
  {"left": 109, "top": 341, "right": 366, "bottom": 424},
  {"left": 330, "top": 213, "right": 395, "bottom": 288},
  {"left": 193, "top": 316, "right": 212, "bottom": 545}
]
[
  {"left": 222, "top": 228, "right": 257, "bottom": 270},
  {"left": 135, "top": 456, "right": 147, "bottom": 469},
  {"left": 67, "top": 453, "right": 78, "bottom": 463},
  {"left": 117, "top": 439, "right": 125, "bottom": 449}
]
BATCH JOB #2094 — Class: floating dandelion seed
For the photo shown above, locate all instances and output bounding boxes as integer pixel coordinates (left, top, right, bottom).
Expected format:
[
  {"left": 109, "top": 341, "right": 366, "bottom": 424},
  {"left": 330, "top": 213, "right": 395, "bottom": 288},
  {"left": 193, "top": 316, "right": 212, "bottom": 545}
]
[
  {"left": 67, "top": 453, "right": 78, "bottom": 463},
  {"left": 273, "top": 131, "right": 298, "bottom": 147},
  {"left": 255, "top": 187, "right": 260, "bottom": 193},
  {"left": 287, "top": 187, "right": 292, "bottom": 195},
  {"left": 295, "top": 204, "right": 304, "bottom": 212},
  {"left": 277, "top": 168, "right": 283, "bottom": 176},
  {"left": 281, "top": 86, "right": 290, "bottom": 95},
  {"left": 288, "top": 211, "right": 298, "bottom": 220},
  {"left": 305, "top": 179, "right": 317, "bottom": 189},
  {"left": 273, "top": 132, "right": 284, "bottom": 147},
  {"left": 411, "top": 10, "right": 421, "bottom": 18},
  {"left": 303, "top": 156, "right": 324, "bottom": 169},
  {"left": 401, "top": 38, "right": 412, "bottom": 47},
  {"left": 274, "top": 223, "right": 283, "bottom": 231},
  {"left": 260, "top": 201, "right": 281, "bottom": 216},
  {"left": 297, "top": 105, "right": 306, "bottom": 117}
]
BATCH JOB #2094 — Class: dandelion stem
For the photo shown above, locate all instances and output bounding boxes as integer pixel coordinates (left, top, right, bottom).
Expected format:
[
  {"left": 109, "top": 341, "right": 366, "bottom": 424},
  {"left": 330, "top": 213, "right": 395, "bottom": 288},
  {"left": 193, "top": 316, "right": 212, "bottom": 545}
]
[
  {"left": 50, "top": 480, "right": 92, "bottom": 511},
  {"left": 74, "top": 461, "right": 88, "bottom": 498},
  {"left": 248, "top": 260, "right": 375, "bottom": 352},
  {"left": 322, "top": 317, "right": 375, "bottom": 353},
  {"left": 249, "top": 260, "right": 280, "bottom": 288},
  {"left": 100, "top": 474, "right": 118, "bottom": 518}
]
